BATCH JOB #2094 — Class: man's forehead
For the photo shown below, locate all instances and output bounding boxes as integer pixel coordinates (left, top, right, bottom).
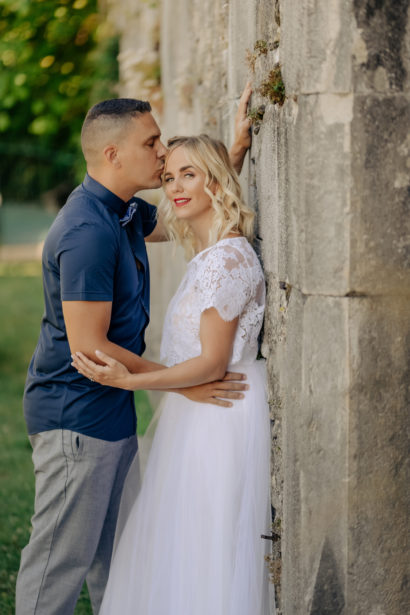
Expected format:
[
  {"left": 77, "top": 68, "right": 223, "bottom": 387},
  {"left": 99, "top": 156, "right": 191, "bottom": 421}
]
[{"left": 131, "top": 112, "right": 161, "bottom": 138}]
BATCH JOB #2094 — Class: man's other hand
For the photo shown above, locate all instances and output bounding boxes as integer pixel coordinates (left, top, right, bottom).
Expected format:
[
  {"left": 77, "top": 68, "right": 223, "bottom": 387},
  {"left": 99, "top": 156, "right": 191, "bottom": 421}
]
[{"left": 181, "top": 371, "right": 249, "bottom": 407}]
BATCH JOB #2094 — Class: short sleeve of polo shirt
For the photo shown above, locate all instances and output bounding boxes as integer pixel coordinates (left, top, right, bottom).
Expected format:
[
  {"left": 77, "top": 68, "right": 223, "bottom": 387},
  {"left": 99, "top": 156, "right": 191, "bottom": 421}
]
[
  {"left": 135, "top": 198, "right": 157, "bottom": 237},
  {"left": 59, "top": 221, "right": 117, "bottom": 302}
]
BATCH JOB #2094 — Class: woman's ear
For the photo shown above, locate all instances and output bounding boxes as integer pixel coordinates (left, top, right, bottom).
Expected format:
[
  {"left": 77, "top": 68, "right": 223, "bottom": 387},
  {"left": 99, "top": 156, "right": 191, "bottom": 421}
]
[{"left": 209, "top": 179, "right": 220, "bottom": 195}]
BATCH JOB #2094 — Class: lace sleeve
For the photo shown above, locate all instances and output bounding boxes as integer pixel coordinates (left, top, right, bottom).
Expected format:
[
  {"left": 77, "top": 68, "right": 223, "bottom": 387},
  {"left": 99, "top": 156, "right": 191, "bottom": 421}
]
[{"left": 195, "top": 243, "right": 252, "bottom": 322}]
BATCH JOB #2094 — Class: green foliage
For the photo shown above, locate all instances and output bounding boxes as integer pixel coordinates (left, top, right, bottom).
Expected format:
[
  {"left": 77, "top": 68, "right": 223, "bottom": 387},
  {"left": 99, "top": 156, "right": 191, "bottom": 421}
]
[
  {"left": 258, "top": 65, "right": 286, "bottom": 106},
  {"left": 0, "top": 0, "right": 119, "bottom": 201}
]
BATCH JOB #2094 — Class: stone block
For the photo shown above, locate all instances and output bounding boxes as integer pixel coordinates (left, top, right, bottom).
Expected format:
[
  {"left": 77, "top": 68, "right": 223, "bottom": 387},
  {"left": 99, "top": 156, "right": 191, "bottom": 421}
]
[
  {"left": 228, "top": 0, "right": 256, "bottom": 93},
  {"left": 346, "top": 296, "right": 410, "bottom": 615},
  {"left": 273, "top": 289, "right": 410, "bottom": 614},
  {"left": 264, "top": 287, "right": 350, "bottom": 613},
  {"left": 350, "top": 93, "right": 410, "bottom": 295},
  {"left": 279, "top": 292, "right": 349, "bottom": 614},
  {"left": 281, "top": 0, "right": 353, "bottom": 95},
  {"left": 256, "top": 90, "right": 352, "bottom": 296}
]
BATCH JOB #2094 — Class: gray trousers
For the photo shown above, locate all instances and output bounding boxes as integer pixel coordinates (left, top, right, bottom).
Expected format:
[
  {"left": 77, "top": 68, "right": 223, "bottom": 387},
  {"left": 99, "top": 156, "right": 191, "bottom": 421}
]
[{"left": 15, "top": 429, "right": 138, "bottom": 615}]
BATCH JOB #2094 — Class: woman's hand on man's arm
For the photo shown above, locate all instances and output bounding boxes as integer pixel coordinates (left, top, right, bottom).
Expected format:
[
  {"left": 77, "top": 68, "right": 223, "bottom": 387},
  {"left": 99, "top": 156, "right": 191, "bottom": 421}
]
[
  {"left": 72, "top": 349, "right": 248, "bottom": 408},
  {"left": 70, "top": 306, "right": 249, "bottom": 406}
]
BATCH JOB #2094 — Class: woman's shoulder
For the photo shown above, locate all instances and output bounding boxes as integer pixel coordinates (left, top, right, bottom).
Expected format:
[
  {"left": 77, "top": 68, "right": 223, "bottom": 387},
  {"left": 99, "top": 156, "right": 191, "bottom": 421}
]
[{"left": 194, "top": 236, "right": 259, "bottom": 269}]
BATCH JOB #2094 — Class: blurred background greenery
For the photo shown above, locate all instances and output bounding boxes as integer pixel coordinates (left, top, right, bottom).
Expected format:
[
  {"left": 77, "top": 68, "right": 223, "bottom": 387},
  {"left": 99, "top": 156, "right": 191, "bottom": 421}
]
[{"left": 0, "top": 0, "right": 119, "bottom": 203}]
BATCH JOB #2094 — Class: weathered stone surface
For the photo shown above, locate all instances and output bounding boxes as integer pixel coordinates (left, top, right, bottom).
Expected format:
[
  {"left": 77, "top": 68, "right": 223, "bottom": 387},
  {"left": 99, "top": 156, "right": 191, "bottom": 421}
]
[
  {"left": 352, "top": 1, "right": 410, "bottom": 94},
  {"left": 279, "top": 292, "right": 350, "bottom": 615},
  {"left": 346, "top": 296, "right": 410, "bottom": 615},
  {"left": 350, "top": 93, "right": 410, "bottom": 294},
  {"left": 280, "top": 0, "right": 353, "bottom": 95}
]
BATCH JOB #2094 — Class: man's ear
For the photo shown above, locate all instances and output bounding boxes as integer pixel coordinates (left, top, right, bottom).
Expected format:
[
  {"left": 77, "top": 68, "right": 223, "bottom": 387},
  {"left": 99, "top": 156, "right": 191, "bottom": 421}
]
[{"left": 103, "top": 144, "right": 120, "bottom": 167}]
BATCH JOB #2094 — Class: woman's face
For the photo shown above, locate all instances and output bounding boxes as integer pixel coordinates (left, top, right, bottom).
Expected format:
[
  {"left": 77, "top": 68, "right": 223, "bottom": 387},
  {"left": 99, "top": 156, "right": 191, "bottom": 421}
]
[{"left": 163, "top": 146, "right": 214, "bottom": 224}]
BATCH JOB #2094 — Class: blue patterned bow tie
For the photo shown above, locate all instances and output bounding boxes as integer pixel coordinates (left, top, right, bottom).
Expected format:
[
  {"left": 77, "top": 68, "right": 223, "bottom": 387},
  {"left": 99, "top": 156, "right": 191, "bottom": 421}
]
[{"left": 119, "top": 203, "right": 137, "bottom": 226}]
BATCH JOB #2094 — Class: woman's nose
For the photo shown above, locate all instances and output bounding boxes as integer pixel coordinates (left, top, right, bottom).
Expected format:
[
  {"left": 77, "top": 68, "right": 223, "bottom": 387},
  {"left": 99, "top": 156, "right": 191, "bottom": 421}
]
[{"left": 171, "top": 177, "right": 183, "bottom": 192}]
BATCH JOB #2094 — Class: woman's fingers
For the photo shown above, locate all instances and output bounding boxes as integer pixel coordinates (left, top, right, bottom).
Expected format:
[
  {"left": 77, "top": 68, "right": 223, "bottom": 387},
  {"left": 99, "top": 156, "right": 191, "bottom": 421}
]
[
  {"left": 71, "top": 349, "right": 130, "bottom": 389},
  {"left": 238, "top": 81, "right": 252, "bottom": 114},
  {"left": 71, "top": 357, "right": 96, "bottom": 379},
  {"left": 74, "top": 351, "right": 102, "bottom": 370},
  {"left": 71, "top": 352, "right": 106, "bottom": 383},
  {"left": 95, "top": 349, "right": 118, "bottom": 367}
]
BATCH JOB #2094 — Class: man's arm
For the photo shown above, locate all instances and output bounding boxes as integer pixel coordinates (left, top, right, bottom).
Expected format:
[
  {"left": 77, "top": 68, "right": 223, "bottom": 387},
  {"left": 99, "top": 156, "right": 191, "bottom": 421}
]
[{"left": 63, "top": 300, "right": 162, "bottom": 373}]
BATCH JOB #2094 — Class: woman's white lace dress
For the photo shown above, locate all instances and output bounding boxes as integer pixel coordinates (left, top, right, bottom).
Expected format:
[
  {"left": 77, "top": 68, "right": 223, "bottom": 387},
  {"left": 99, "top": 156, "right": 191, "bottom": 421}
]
[{"left": 99, "top": 237, "right": 272, "bottom": 615}]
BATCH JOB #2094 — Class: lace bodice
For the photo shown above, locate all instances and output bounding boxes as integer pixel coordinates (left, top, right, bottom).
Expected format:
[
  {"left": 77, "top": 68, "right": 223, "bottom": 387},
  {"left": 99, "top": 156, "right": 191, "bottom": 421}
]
[{"left": 160, "top": 237, "right": 265, "bottom": 367}]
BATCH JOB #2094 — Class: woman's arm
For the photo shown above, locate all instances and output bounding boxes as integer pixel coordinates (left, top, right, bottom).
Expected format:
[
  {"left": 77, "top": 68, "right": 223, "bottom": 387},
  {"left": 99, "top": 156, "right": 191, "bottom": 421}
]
[
  {"left": 229, "top": 82, "right": 252, "bottom": 175},
  {"left": 72, "top": 307, "right": 239, "bottom": 391}
]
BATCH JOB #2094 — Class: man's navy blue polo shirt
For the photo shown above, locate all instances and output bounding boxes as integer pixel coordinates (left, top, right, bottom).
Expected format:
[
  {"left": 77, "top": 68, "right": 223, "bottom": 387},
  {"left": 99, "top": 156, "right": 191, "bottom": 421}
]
[{"left": 23, "top": 174, "right": 157, "bottom": 441}]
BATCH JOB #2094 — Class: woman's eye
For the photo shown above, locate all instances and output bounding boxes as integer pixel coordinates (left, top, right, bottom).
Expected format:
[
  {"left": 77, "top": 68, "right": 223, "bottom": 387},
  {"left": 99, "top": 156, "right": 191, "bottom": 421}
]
[
  {"left": 184, "top": 173, "right": 194, "bottom": 178},
  {"left": 164, "top": 177, "right": 173, "bottom": 183}
]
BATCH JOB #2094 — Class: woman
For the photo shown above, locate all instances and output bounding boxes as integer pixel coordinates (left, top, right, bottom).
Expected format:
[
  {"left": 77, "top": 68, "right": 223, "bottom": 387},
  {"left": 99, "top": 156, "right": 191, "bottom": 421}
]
[{"left": 72, "top": 134, "right": 272, "bottom": 614}]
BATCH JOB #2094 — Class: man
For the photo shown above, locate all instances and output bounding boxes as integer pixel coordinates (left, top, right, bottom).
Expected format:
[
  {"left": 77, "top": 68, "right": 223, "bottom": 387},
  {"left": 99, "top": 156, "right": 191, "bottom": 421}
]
[{"left": 16, "top": 88, "right": 252, "bottom": 615}]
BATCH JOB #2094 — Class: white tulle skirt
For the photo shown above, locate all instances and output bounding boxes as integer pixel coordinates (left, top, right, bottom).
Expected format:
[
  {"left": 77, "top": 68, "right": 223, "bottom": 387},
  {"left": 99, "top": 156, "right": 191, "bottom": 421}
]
[{"left": 99, "top": 360, "right": 273, "bottom": 615}]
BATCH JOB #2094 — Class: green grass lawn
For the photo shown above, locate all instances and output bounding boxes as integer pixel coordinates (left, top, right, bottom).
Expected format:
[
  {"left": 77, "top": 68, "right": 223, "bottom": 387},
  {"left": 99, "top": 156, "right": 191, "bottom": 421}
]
[
  {"left": 0, "top": 203, "right": 57, "bottom": 245},
  {"left": 0, "top": 262, "right": 152, "bottom": 614}
]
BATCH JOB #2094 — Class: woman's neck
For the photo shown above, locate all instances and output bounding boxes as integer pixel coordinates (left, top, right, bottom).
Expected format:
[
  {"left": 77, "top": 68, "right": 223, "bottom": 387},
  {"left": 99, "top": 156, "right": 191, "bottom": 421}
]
[
  {"left": 188, "top": 212, "right": 214, "bottom": 253},
  {"left": 188, "top": 210, "right": 242, "bottom": 254},
  {"left": 192, "top": 226, "right": 242, "bottom": 254}
]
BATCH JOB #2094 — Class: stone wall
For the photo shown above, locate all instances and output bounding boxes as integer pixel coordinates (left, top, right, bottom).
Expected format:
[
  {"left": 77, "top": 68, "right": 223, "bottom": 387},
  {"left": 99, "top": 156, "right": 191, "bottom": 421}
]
[{"left": 108, "top": 1, "right": 410, "bottom": 613}]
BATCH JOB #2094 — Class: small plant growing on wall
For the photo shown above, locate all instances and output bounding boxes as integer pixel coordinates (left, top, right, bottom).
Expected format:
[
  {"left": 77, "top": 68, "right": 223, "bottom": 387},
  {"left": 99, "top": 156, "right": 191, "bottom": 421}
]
[
  {"left": 258, "top": 64, "right": 286, "bottom": 106},
  {"left": 246, "top": 38, "right": 279, "bottom": 72},
  {"left": 247, "top": 105, "right": 266, "bottom": 135},
  {"left": 254, "top": 39, "right": 269, "bottom": 56},
  {"left": 246, "top": 39, "right": 268, "bottom": 72}
]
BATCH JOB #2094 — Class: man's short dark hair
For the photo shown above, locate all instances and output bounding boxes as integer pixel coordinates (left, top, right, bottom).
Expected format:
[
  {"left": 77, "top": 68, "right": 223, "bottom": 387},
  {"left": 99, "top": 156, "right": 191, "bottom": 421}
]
[
  {"left": 85, "top": 98, "right": 151, "bottom": 122},
  {"left": 81, "top": 98, "right": 152, "bottom": 163}
]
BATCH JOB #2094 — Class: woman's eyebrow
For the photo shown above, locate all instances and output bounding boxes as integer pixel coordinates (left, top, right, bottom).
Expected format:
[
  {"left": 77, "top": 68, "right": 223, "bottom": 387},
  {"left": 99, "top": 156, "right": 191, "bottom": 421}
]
[{"left": 164, "top": 165, "right": 194, "bottom": 177}]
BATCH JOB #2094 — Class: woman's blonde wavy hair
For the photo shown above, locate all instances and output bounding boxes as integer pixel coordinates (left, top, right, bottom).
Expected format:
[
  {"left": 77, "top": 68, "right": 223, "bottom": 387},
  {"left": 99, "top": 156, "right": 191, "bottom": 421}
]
[{"left": 158, "top": 134, "right": 255, "bottom": 260}]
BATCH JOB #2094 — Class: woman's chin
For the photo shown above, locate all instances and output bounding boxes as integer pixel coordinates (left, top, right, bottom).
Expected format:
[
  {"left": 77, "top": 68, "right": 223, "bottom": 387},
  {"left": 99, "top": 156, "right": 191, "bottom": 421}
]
[{"left": 174, "top": 207, "right": 190, "bottom": 218}]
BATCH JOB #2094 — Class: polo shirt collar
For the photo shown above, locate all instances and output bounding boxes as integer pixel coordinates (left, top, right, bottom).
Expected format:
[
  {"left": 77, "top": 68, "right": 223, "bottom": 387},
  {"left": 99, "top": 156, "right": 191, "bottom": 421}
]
[{"left": 82, "top": 173, "right": 129, "bottom": 218}]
